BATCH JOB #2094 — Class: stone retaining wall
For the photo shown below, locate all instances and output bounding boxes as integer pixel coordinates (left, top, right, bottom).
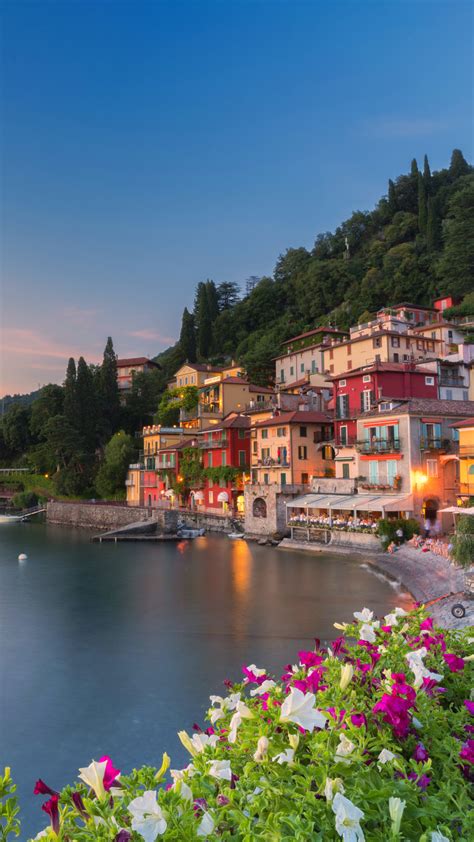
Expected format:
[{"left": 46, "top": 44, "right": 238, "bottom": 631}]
[
  {"left": 47, "top": 501, "right": 154, "bottom": 530},
  {"left": 329, "top": 532, "right": 382, "bottom": 552}
]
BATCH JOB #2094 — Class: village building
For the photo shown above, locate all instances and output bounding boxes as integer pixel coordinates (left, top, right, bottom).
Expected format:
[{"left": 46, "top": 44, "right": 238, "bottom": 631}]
[
  {"left": 197, "top": 413, "right": 251, "bottom": 515},
  {"left": 451, "top": 418, "right": 474, "bottom": 501},
  {"left": 116, "top": 357, "right": 161, "bottom": 394},
  {"left": 250, "top": 411, "right": 334, "bottom": 488},
  {"left": 274, "top": 326, "right": 347, "bottom": 392}
]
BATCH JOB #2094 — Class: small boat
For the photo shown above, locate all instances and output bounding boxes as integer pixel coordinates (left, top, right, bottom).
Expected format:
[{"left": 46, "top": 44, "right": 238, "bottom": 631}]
[
  {"left": 0, "top": 514, "right": 23, "bottom": 523},
  {"left": 228, "top": 532, "right": 245, "bottom": 540},
  {"left": 176, "top": 527, "right": 205, "bottom": 539}
]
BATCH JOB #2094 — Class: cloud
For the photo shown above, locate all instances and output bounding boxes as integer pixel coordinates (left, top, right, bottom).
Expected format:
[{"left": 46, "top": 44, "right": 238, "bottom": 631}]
[
  {"left": 127, "top": 329, "right": 175, "bottom": 344},
  {"left": 1, "top": 328, "right": 102, "bottom": 362},
  {"left": 361, "top": 117, "right": 449, "bottom": 138},
  {"left": 62, "top": 306, "right": 100, "bottom": 324}
]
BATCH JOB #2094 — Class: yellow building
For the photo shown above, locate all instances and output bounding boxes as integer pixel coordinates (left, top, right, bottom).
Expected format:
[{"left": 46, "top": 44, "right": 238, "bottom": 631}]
[
  {"left": 250, "top": 411, "right": 334, "bottom": 487},
  {"left": 324, "top": 330, "right": 442, "bottom": 377},
  {"left": 452, "top": 418, "right": 474, "bottom": 499},
  {"left": 142, "top": 425, "right": 195, "bottom": 462},
  {"left": 126, "top": 465, "right": 144, "bottom": 507},
  {"left": 174, "top": 363, "right": 224, "bottom": 389}
]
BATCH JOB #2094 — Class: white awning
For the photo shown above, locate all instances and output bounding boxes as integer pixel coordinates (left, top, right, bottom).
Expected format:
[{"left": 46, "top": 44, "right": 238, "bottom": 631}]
[
  {"left": 217, "top": 491, "right": 229, "bottom": 502},
  {"left": 439, "top": 506, "right": 474, "bottom": 516},
  {"left": 286, "top": 494, "right": 350, "bottom": 509},
  {"left": 191, "top": 490, "right": 204, "bottom": 500},
  {"left": 287, "top": 493, "right": 414, "bottom": 513}
]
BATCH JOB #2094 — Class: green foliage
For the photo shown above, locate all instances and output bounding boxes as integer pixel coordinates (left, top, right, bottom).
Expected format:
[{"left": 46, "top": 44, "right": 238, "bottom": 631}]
[
  {"left": 157, "top": 386, "right": 199, "bottom": 427},
  {"left": 178, "top": 307, "right": 196, "bottom": 362},
  {"left": 173, "top": 447, "right": 204, "bottom": 496},
  {"left": 95, "top": 431, "right": 136, "bottom": 499},
  {"left": 437, "top": 175, "right": 474, "bottom": 297},
  {"left": 451, "top": 514, "right": 474, "bottom": 568},
  {"left": 0, "top": 766, "right": 20, "bottom": 840},
  {"left": 377, "top": 517, "right": 420, "bottom": 545},
  {"left": 97, "top": 337, "right": 120, "bottom": 444},
  {"left": 204, "top": 465, "right": 243, "bottom": 485},
  {"left": 443, "top": 291, "right": 474, "bottom": 319},
  {"left": 11, "top": 490, "right": 39, "bottom": 509}
]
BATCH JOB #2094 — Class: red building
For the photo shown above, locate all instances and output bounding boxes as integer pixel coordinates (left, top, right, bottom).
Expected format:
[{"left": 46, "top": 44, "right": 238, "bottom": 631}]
[
  {"left": 331, "top": 362, "right": 439, "bottom": 446},
  {"left": 143, "top": 439, "right": 198, "bottom": 508},
  {"left": 198, "top": 413, "right": 250, "bottom": 514}
]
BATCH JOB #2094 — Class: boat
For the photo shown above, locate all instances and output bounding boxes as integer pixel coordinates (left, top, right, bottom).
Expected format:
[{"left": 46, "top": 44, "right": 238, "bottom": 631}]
[
  {"left": 0, "top": 514, "right": 24, "bottom": 523},
  {"left": 228, "top": 532, "right": 245, "bottom": 539},
  {"left": 176, "top": 527, "right": 206, "bottom": 539}
]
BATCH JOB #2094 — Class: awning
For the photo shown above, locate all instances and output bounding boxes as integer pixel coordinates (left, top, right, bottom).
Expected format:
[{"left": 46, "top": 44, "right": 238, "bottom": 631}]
[
  {"left": 217, "top": 491, "right": 229, "bottom": 503},
  {"left": 286, "top": 494, "right": 349, "bottom": 509},
  {"left": 439, "top": 506, "right": 474, "bottom": 516},
  {"left": 287, "top": 493, "right": 414, "bottom": 513}
]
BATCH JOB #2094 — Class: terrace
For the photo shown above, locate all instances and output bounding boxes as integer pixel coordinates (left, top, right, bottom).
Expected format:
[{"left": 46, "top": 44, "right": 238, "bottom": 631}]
[{"left": 355, "top": 438, "right": 401, "bottom": 454}]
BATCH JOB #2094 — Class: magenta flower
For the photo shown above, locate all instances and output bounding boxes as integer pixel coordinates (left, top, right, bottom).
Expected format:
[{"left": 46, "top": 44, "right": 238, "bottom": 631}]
[
  {"left": 115, "top": 833, "right": 131, "bottom": 842},
  {"left": 217, "top": 795, "right": 230, "bottom": 806},
  {"left": 421, "top": 677, "right": 446, "bottom": 696},
  {"left": 408, "top": 771, "right": 431, "bottom": 789},
  {"left": 298, "top": 651, "right": 324, "bottom": 668},
  {"left": 350, "top": 713, "right": 366, "bottom": 728},
  {"left": 98, "top": 756, "right": 120, "bottom": 790},
  {"left": 459, "top": 739, "right": 474, "bottom": 765},
  {"left": 464, "top": 700, "right": 474, "bottom": 716},
  {"left": 419, "top": 617, "right": 434, "bottom": 631},
  {"left": 373, "top": 693, "right": 413, "bottom": 739},
  {"left": 71, "top": 791, "right": 89, "bottom": 820},
  {"left": 413, "top": 742, "right": 429, "bottom": 762},
  {"left": 33, "top": 779, "right": 58, "bottom": 797},
  {"left": 42, "top": 794, "right": 60, "bottom": 835},
  {"left": 242, "top": 665, "right": 268, "bottom": 684},
  {"left": 331, "top": 637, "right": 348, "bottom": 657},
  {"left": 443, "top": 653, "right": 465, "bottom": 672},
  {"left": 381, "top": 625, "right": 392, "bottom": 633}
]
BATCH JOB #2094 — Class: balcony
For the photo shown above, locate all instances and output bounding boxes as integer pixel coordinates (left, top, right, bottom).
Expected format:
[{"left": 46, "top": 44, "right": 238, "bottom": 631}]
[
  {"left": 420, "top": 437, "right": 456, "bottom": 453},
  {"left": 199, "top": 402, "right": 221, "bottom": 416},
  {"left": 199, "top": 437, "right": 228, "bottom": 449},
  {"left": 128, "top": 463, "right": 144, "bottom": 470},
  {"left": 356, "top": 439, "right": 401, "bottom": 455},
  {"left": 244, "top": 400, "right": 276, "bottom": 412},
  {"left": 459, "top": 444, "right": 474, "bottom": 458},
  {"left": 439, "top": 377, "right": 464, "bottom": 388},
  {"left": 157, "top": 461, "right": 176, "bottom": 470},
  {"left": 179, "top": 408, "right": 198, "bottom": 422}
]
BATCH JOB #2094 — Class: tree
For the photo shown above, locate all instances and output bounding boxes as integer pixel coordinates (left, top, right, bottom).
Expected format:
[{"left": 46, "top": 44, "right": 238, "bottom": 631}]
[
  {"left": 437, "top": 176, "right": 474, "bottom": 296},
  {"left": 30, "top": 385, "right": 64, "bottom": 439},
  {"left": 423, "top": 154, "right": 431, "bottom": 193},
  {"left": 194, "top": 282, "right": 213, "bottom": 359},
  {"left": 95, "top": 431, "right": 136, "bottom": 498},
  {"left": 410, "top": 158, "right": 419, "bottom": 177},
  {"left": 451, "top": 515, "right": 474, "bottom": 567},
  {"left": 216, "top": 281, "right": 240, "bottom": 310},
  {"left": 417, "top": 172, "right": 427, "bottom": 234},
  {"left": 75, "top": 356, "right": 97, "bottom": 451},
  {"left": 156, "top": 386, "right": 198, "bottom": 427},
  {"left": 63, "top": 357, "right": 77, "bottom": 427},
  {"left": 387, "top": 179, "right": 397, "bottom": 215},
  {"left": 205, "top": 280, "right": 220, "bottom": 323},
  {"left": 449, "top": 149, "right": 470, "bottom": 181},
  {"left": 426, "top": 196, "right": 442, "bottom": 252},
  {"left": 98, "top": 337, "right": 120, "bottom": 443},
  {"left": 179, "top": 308, "right": 196, "bottom": 362},
  {"left": 2, "top": 404, "right": 32, "bottom": 456}
]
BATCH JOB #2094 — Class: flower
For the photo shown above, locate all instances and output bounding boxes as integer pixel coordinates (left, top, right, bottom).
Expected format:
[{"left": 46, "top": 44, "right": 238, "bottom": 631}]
[
  {"left": 443, "top": 652, "right": 464, "bottom": 672},
  {"left": 332, "top": 793, "right": 365, "bottom": 841},
  {"left": 115, "top": 833, "right": 132, "bottom": 842},
  {"left": 78, "top": 759, "right": 109, "bottom": 800},
  {"left": 155, "top": 752, "right": 170, "bottom": 781},
  {"left": 208, "top": 760, "right": 232, "bottom": 781},
  {"left": 288, "top": 733, "right": 300, "bottom": 749},
  {"left": 464, "top": 700, "right": 474, "bottom": 715},
  {"left": 413, "top": 742, "right": 429, "bottom": 762},
  {"left": 335, "top": 733, "right": 356, "bottom": 763},
  {"left": 324, "top": 777, "right": 345, "bottom": 801},
  {"left": 71, "top": 791, "right": 89, "bottom": 820},
  {"left": 98, "top": 755, "right": 120, "bottom": 790},
  {"left": 253, "top": 736, "right": 269, "bottom": 762},
  {"left": 389, "top": 797, "right": 405, "bottom": 835},
  {"left": 377, "top": 748, "right": 396, "bottom": 767},
  {"left": 405, "top": 648, "right": 443, "bottom": 689},
  {"left": 359, "top": 624, "right": 377, "bottom": 643},
  {"left": 350, "top": 713, "right": 366, "bottom": 728},
  {"left": 197, "top": 811, "right": 215, "bottom": 837},
  {"left": 354, "top": 608, "right": 374, "bottom": 623},
  {"left": 273, "top": 748, "right": 295, "bottom": 765},
  {"left": 34, "top": 780, "right": 58, "bottom": 797},
  {"left": 430, "top": 832, "right": 450, "bottom": 841},
  {"left": 340, "top": 664, "right": 354, "bottom": 691},
  {"left": 384, "top": 608, "right": 407, "bottom": 626},
  {"left": 191, "top": 733, "right": 219, "bottom": 753},
  {"left": 279, "top": 687, "right": 327, "bottom": 732},
  {"left": 42, "top": 795, "right": 60, "bottom": 835},
  {"left": 250, "top": 680, "right": 276, "bottom": 696},
  {"left": 128, "top": 790, "right": 167, "bottom": 841}
]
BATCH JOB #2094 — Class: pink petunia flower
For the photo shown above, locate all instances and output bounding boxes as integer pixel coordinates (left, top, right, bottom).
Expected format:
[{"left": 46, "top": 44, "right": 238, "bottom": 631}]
[
  {"left": 98, "top": 756, "right": 120, "bottom": 790},
  {"left": 42, "top": 794, "right": 60, "bottom": 835},
  {"left": 443, "top": 653, "right": 465, "bottom": 673}
]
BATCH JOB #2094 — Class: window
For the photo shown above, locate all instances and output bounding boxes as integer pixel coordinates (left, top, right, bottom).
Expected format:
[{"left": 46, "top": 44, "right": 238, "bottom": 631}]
[
  {"left": 251, "top": 469, "right": 258, "bottom": 483},
  {"left": 290, "top": 366, "right": 294, "bottom": 376},
  {"left": 431, "top": 331, "right": 436, "bottom": 339},
  {"left": 360, "top": 390, "right": 374, "bottom": 412},
  {"left": 339, "top": 379, "right": 346, "bottom": 387},
  {"left": 448, "top": 330, "right": 453, "bottom": 341},
  {"left": 311, "top": 360, "right": 317, "bottom": 374},
  {"left": 393, "top": 353, "right": 399, "bottom": 362},
  {"left": 391, "top": 336, "right": 400, "bottom": 347},
  {"left": 387, "top": 460, "right": 397, "bottom": 486},
  {"left": 342, "top": 463, "right": 350, "bottom": 479},
  {"left": 426, "top": 459, "right": 438, "bottom": 477},
  {"left": 221, "top": 452, "right": 227, "bottom": 466},
  {"left": 253, "top": 497, "right": 267, "bottom": 517},
  {"left": 208, "top": 452, "right": 213, "bottom": 467},
  {"left": 403, "top": 354, "right": 409, "bottom": 361},
  {"left": 446, "top": 389, "right": 453, "bottom": 401},
  {"left": 277, "top": 427, "right": 286, "bottom": 436},
  {"left": 263, "top": 473, "right": 269, "bottom": 485},
  {"left": 261, "top": 429, "right": 268, "bottom": 439},
  {"left": 301, "top": 363, "right": 305, "bottom": 373},
  {"left": 280, "top": 473, "right": 287, "bottom": 486},
  {"left": 253, "top": 440, "right": 258, "bottom": 454},
  {"left": 238, "top": 428, "right": 246, "bottom": 439},
  {"left": 300, "top": 426, "right": 307, "bottom": 437},
  {"left": 463, "top": 391, "right": 469, "bottom": 401},
  {"left": 239, "top": 450, "right": 246, "bottom": 467},
  {"left": 209, "top": 491, "right": 214, "bottom": 504},
  {"left": 337, "top": 394, "right": 349, "bottom": 419},
  {"left": 452, "top": 428, "right": 459, "bottom": 442},
  {"left": 363, "top": 375, "right": 371, "bottom": 383},
  {"left": 368, "top": 461, "right": 379, "bottom": 483},
  {"left": 280, "top": 370, "right": 285, "bottom": 382},
  {"left": 373, "top": 337, "right": 382, "bottom": 348},
  {"left": 340, "top": 426, "right": 348, "bottom": 445},
  {"left": 298, "top": 445, "right": 308, "bottom": 459},
  {"left": 261, "top": 447, "right": 270, "bottom": 460},
  {"left": 301, "top": 473, "right": 309, "bottom": 484},
  {"left": 425, "top": 376, "right": 435, "bottom": 386}
]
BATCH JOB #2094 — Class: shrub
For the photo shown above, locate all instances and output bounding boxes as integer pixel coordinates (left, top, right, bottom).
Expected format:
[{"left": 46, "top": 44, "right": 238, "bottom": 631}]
[
  {"left": 11, "top": 490, "right": 38, "bottom": 510},
  {"left": 451, "top": 514, "right": 474, "bottom": 568},
  {"left": 377, "top": 517, "right": 420, "bottom": 545},
  {"left": 8, "top": 607, "right": 474, "bottom": 841}
]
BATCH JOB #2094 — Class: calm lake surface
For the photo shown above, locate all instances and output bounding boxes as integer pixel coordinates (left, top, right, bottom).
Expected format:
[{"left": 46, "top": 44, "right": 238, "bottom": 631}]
[{"left": 0, "top": 522, "right": 411, "bottom": 838}]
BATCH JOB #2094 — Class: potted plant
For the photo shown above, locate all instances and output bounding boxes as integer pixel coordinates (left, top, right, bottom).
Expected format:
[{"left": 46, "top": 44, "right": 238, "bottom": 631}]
[{"left": 451, "top": 515, "right": 474, "bottom": 594}]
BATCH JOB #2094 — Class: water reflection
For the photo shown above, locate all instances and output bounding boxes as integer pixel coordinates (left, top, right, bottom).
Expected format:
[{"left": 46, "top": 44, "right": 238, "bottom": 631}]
[{"left": 230, "top": 539, "right": 252, "bottom": 641}]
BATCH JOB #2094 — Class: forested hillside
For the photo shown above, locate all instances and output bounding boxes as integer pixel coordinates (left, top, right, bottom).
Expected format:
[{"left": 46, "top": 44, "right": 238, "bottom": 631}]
[{"left": 159, "top": 149, "right": 473, "bottom": 384}]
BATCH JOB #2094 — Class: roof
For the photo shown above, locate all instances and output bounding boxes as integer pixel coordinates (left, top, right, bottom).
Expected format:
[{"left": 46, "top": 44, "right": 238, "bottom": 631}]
[
  {"left": 281, "top": 327, "right": 348, "bottom": 346},
  {"left": 248, "top": 384, "right": 275, "bottom": 393},
  {"left": 360, "top": 398, "right": 474, "bottom": 419},
  {"left": 200, "top": 413, "right": 251, "bottom": 434},
  {"left": 117, "top": 357, "right": 161, "bottom": 368},
  {"left": 378, "top": 303, "right": 436, "bottom": 312},
  {"left": 158, "top": 438, "right": 198, "bottom": 453},
  {"left": 412, "top": 321, "right": 459, "bottom": 332},
  {"left": 450, "top": 417, "right": 474, "bottom": 428},
  {"left": 287, "top": 492, "right": 413, "bottom": 512},
  {"left": 284, "top": 377, "right": 311, "bottom": 389},
  {"left": 177, "top": 362, "right": 224, "bottom": 372},
  {"left": 254, "top": 411, "right": 332, "bottom": 428},
  {"left": 328, "top": 362, "right": 437, "bottom": 380}
]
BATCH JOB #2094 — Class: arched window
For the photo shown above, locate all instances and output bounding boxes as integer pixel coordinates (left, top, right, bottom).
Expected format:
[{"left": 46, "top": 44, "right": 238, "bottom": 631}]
[
  {"left": 468, "top": 464, "right": 474, "bottom": 475},
  {"left": 253, "top": 497, "right": 267, "bottom": 518}
]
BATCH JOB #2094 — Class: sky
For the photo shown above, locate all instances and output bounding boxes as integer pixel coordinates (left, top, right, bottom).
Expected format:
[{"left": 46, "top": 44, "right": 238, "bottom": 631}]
[{"left": 0, "top": 0, "right": 472, "bottom": 395}]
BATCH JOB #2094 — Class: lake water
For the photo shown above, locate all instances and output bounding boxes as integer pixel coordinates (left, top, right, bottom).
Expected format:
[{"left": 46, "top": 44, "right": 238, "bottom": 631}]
[{"left": 0, "top": 522, "right": 411, "bottom": 839}]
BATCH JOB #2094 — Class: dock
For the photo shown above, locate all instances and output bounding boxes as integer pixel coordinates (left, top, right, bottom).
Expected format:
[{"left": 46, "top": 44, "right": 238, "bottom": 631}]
[{"left": 91, "top": 518, "right": 179, "bottom": 543}]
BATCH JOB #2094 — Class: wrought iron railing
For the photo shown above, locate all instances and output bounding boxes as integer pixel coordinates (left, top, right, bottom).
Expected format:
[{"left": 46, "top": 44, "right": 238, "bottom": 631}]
[{"left": 356, "top": 439, "right": 401, "bottom": 454}]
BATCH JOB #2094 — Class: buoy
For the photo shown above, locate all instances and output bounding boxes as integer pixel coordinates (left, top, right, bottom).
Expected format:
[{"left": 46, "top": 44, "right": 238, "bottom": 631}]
[{"left": 18, "top": 553, "right": 28, "bottom": 561}]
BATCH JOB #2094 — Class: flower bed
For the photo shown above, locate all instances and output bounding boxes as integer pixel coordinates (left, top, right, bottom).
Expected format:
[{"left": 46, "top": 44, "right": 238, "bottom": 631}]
[{"left": 2, "top": 608, "right": 473, "bottom": 840}]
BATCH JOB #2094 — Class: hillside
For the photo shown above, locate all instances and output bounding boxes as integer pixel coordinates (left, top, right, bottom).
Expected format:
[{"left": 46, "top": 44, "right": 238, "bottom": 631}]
[{"left": 157, "top": 149, "right": 473, "bottom": 385}]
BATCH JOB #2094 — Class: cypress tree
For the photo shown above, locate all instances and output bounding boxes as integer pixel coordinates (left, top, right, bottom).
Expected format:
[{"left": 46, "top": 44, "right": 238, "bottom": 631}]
[
  {"left": 417, "top": 172, "right": 427, "bottom": 234},
  {"left": 76, "top": 356, "right": 97, "bottom": 451},
  {"left": 423, "top": 154, "right": 431, "bottom": 193},
  {"left": 387, "top": 179, "right": 397, "bottom": 215},
  {"left": 449, "top": 149, "right": 470, "bottom": 180},
  {"left": 98, "top": 337, "right": 120, "bottom": 443},
  {"left": 63, "top": 357, "right": 77, "bottom": 427},
  {"left": 426, "top": 196, "right": 442, "bottom": 252},
  {"left": 410, "top": 158, "right": 419, "bottom": 177},
  {"left": 205, "top": 280, "right": 219, "bottom": 323},
  {"left": 194, "top": 283, "right": 213, "bottom": 359},
  {"left": 179, "top": 308, "right": 197, "bottom": 362}
]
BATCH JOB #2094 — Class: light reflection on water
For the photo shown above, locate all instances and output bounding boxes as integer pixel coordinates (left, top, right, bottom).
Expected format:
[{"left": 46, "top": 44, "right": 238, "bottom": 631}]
[{"left": 0, "top": 523, "right": 411, "bottom": 838}]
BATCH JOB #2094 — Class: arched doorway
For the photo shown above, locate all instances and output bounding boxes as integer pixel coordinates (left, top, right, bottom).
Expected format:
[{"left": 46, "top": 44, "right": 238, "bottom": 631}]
[
  {"left": 252, "top": 497, "right": 267, "bottom": 518},
  {"left": 423, "top": 498, "right": 439, "bottom": 522}
]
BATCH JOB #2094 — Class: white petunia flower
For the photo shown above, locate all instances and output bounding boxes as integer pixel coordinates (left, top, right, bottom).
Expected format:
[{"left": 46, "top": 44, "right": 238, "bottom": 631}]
[
  {"left": 389, "top": 797, "right": 405, "bottom": 836},
  {"left": 78, "top": 759, "right": 108, "bottom": 800},
  {"left": 228, "top": 701, "right": 254, "bottom": 744},
  {"left": 273, "top": 748, "right": 295, "bottom": 765},
  {"left": 253, "top": 735, "right": 269, "bottom": 762},
  {"left": 335, "top": 733, "right": 356, "bottom": 763},
  {"left": 208, "top": 759, "right": 232, "bottom": 781},
  {"left": 128, "top": 790, "right": 167, "bottom": 842},
  {"left": 197, "top": 811, "right": 215, "bottom": 837},
  {"left": 250, "top": 679, "right": 276, "bottom": 696},
  {"left": 332, "top": 792, "right": 365, "bottom": 841},
  {"left": 430, "top": 832, "right": 450, "bottom": 842},
  {"left": 340, "top": 663, "right": 354, "bottom": 691},
  {"left": 170, "top": 764, "right": 195, "bottom": 782},
  {"left": 324, "top": 777, "right": 345, "bottom": 802},
  {"left": 279, "top": 687, "right": 327, "bottom": 732},
  {"left": 190, "top": 732, "right": 219, "bottom": 753},
  {"left": 377, "top": 748, "right": 396, "bottom": 768},
  {"left": 384, "top": 607, "right": 407, "bottom": 626},
  {"left": 354, "top": 608, "right": 374, "bottom": 623},
  {"left": 359, "top": 623, "right": 379, "bottom": 643},
  {"left": 405, "top": 648, "right": 443, "bottom": 689}
]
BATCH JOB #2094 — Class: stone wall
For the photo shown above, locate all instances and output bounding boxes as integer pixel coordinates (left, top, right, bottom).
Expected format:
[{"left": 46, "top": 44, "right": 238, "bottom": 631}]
[
  {"left": 244, "top": 484, "right": 297, "bottom": 536},
  {"left": 329, "top": 531, "right": 382, "bottom": 552},
  {"left": 176, "top": 511, "right": 234, "bottom": 532},
  {"left": 47, "top": 501, "right": 155, "bottom": 530}
]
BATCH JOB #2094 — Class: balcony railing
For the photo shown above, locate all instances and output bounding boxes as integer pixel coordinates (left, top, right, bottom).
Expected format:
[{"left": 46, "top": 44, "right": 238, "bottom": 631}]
[
  {"left": 128, "top": 463, "right": 144, "bottom": 470},
  {"left": 439, "top": 377, "right": 464, "bottom": 387},
  {"left": 356, "top": 439, "right": 401, "bottom": 454},
  {"left": 244, "top": 400, "right": 277, "bottom": 412},
  {"left": 198, "top": 437, "right": 228, "bottom": 449},
  {"left": 157, "top": 461, "right": 176, "bottom": 470},
  {"left": 199, "top": 403, "right": 221, "bottom": 415},
  {"left": 254, "top": 457, "right": 290, "bottom": 467},
  {"left": 459, "top": 444, "right": 474, "bottom": 458},
  {"left": 420, "top": 437, "right": 456, "bottom": 452}
]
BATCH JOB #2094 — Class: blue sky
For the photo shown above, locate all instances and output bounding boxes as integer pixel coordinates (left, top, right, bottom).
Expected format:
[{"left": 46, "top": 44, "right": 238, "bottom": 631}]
[{"left": 1, "top": 0, "right": 472, "bottom": 393}]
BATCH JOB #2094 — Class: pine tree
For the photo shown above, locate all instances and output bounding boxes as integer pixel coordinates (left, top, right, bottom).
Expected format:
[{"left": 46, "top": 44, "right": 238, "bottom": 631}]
[
  {"left": 63, "top": 357, "right": 77, "bottom": 427},
  {"left": 387, "top": 179, "right": 397, "bottom": 215},
  {"left": 417, "top": 172, "right": 427, "bottom": 234},
  {"left": 76, "top": 356, "right": 97, "bottom": 451},
  {"left": 426, "top": 196, "right": 442, "bottom": 252},
  {"left": 410, "top": 158, "right": 419, "bottom": 177},
  {"left": 449, "top": 149, "right": 470, "bottom": 180},
  {"left": 437, "top": 177, "right": 474, "bottom": 296},
  {"left": 205, "top": 280, "right": 219, "bottom": 322},
  {"left": 194, "top": 283, "right": 213, "bottom": 359},
  {"left": 216, "top": 281, "right": 240, "bottom": 310},
  {"left": 98, "top": 337, "right": 120, "bottom": 443},
  {"left": 423, "top": 154, "right": 431, "bottom": 193},
  {"left": 179, "top": 308, "right": 196, "bottom": 362}
]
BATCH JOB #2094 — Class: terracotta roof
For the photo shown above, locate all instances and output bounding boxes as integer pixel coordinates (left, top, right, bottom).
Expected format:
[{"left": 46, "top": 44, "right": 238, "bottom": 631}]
[
  {"left": 117, "top": 357, "right": 161, "bottom": 368},
  {"left": 282, "top": 327, "right": 348, "bottom": 346},
  {"left": 219, "top": 376, "right": 249, "bottom": 385},
  {"left": 200, "top": 413, "right": 251, "bottom": 434},
  {"left": 248, "top": 384, "right": 274, "bottom": 393},
  {"left": 328, "top": 362, "right": 437, "bottom": 380},
  {"left": 450, "top": 417, "right": 474, "bottom": 428},
  {"left": 157, "top": 438, "right": 198, "bottom": 453},
  {"left": 284, "top": 377, "right": 311, "bottom": 389},
  {"left": 178, "top": 362, "right": 224, "bottom": 372},
  {"left": 254, "top": 411, "right": 332, "bottom": 428},
  {"left": 378, "top": 303, "right": 436, "bottom": 312},
  {"left": 412, "top": 321, "right": 459, "bottom": 332},
  {"left": 360, "top": 398, "right": 474, "bottom": 419}
]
